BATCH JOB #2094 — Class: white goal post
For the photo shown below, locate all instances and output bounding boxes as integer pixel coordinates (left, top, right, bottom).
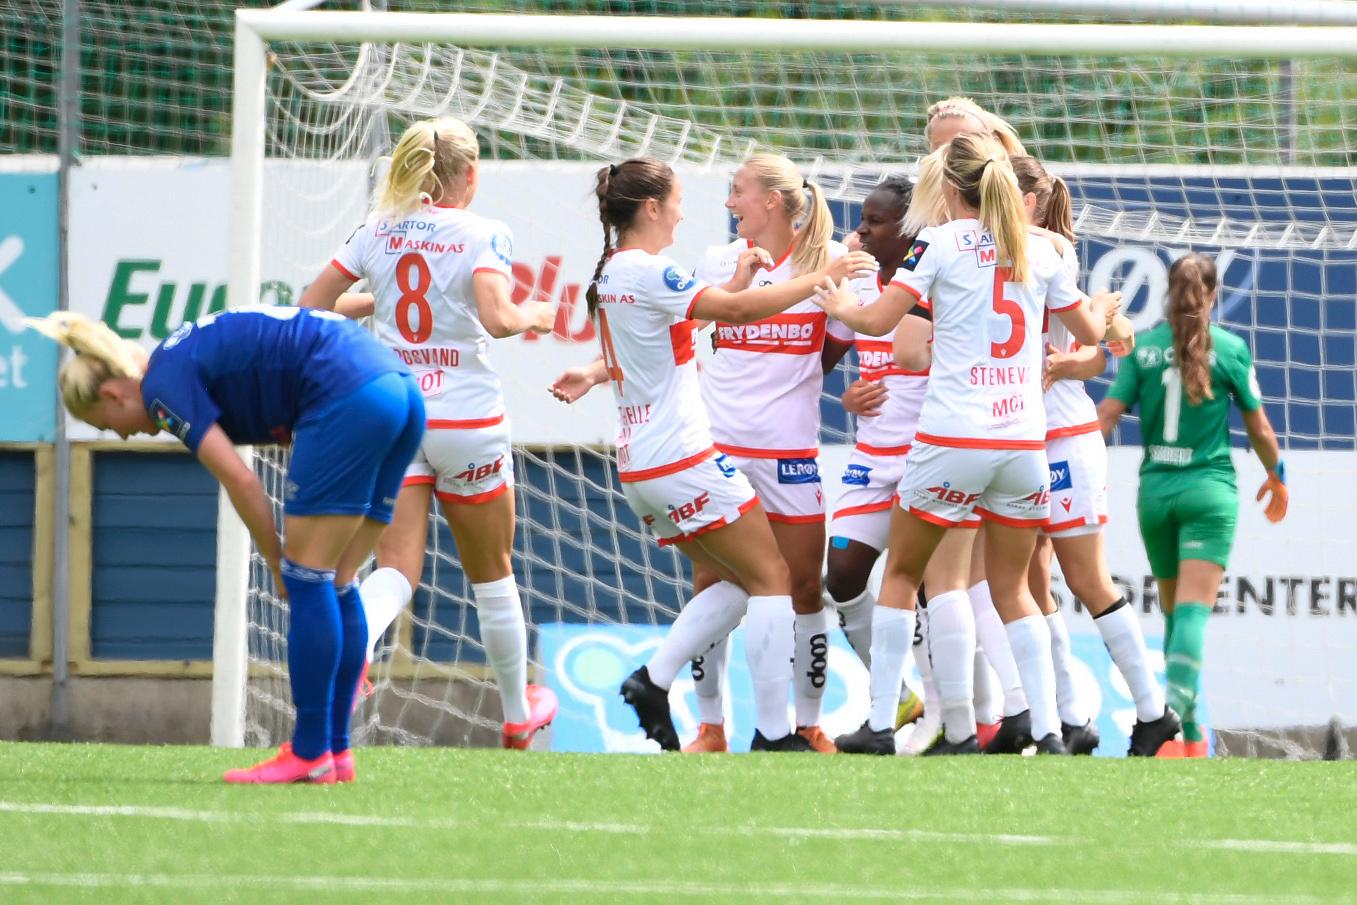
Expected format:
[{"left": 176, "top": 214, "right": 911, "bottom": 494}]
[{"left": 216, "top": 8, "right": 1357, "bottom": 755}]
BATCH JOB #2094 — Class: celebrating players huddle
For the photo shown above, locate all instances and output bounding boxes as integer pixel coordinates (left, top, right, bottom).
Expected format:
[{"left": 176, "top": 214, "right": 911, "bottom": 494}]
[{"left": 24, "top": 99, "right": 1289, "bottom": 779}]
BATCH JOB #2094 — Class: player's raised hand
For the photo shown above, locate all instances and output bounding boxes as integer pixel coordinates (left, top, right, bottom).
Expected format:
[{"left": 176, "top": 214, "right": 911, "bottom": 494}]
[
  {"left": 842, "top": 378, "right": 888, "bottom": 417},
  {"left": 523, "top": 300, "right": 556, "bottom": 334},
  {"left": 725, "top": 246, "right": 775, "bottom": 291},
  {"left": 549, "top": 358, "right": 608, "bottom": 403},
  {"left": 1256, "top": 465, "right": 1289, "bottom": 523},
  {"left": 826, "top": 250, "right": 879, "bottom": 283},
  {"left": 811, "top": 277, "right": 857, "bottom": 318},
  {"left": 1092, "top": 289, "right": 1123, "bottom": 325},
  {"left": 1107, "top": 337, "right": 1134, "bottom": 358},
  {"left": 842, "top": 231, "right": 863, "bottom": 253}
]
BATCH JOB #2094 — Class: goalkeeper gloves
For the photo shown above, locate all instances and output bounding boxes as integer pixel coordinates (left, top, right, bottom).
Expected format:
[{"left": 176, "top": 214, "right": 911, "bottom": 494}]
[{"left": 1256, "top": 460, "right": 1288, "bottom": 523}]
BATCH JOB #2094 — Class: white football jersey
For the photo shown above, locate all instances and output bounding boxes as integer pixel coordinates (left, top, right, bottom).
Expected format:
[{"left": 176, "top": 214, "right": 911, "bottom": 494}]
[
  {"left": 1042, "top": 236, "right": 1100, "bottom": 438},
  {"left": 595, "top": 248, "right": 715, "bottom": 478},
  {"left": 849, "top": 273, "right": 929, "bottom": 454},
  {"left": 890, "top": 219, "right": 1085, "bottom": 448},
  {"left": 697, "top": 238, "right": 854, "bottom": 457},
  {"left": 332, "top": 204, "right": 514, "bottom": 425}
]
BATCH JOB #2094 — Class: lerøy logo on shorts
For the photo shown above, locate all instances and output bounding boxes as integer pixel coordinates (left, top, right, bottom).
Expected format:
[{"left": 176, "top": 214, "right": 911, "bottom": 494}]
[
  {"left": 1049, "top": 459, "right": 1073, "bottom": 491},
  {"left": 842, "top": 464, "right": 872, "bottom": 486},
  {"left": 777, "top": 458, "right": 820, "bottom": 485},
  {"left": 714, "top": 454, "right": 738, "bottom": 479},
  {"left": 663, "top": 265, "right": 696, "bottom": 292}
]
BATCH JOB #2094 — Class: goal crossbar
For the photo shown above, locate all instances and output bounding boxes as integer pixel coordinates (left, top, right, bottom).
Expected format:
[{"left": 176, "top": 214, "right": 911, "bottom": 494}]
[{"left": 236, "top": 9, "right": 1357, "bottom": 59}]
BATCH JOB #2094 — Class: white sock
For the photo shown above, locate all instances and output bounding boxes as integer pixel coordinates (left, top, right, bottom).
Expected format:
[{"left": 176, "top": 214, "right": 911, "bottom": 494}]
[
  {"left": 744, "top": 594, "right": 795, "bottom": 740},
  {"left": 831, "top": 586, "right": 875, "bottom": 668},
  {"left": 926, "top": 589, "right": 977, "bottom": 744},
  {"left": 1046, "top": 611, "right": 1084, "bottom": 726},
  {"left": 472, "top": 576, "right": 530, "bottom": 725},
  {"left": 793, "top": 609, "right": 832, "bottom": 727},
  {"left": 693, "top": 635, "right": 731, "bottom": 725},
  {"left": 970, "top": 580, "right": 1028, "bottom": 717},
  {"left": 914, "top": 607, "right": 937, "bottom": 711},
  {"left": 1094, "top": 600, "right": 1166, "bottom": 722},
  {"left": 1005, "top": 614, "right": 1060, "bottom": 742},
  {"left": 645, "top": 581, "right": 749, "bottom": 689},
  {"left": 360, "top": 567, "right": 412, "bottom": 660},
  {"left": 972, "top": 648, "right": 1003, "bottom": 725},
  {"left": 868, "top": 607, "right": 916, "bottom": 732}
]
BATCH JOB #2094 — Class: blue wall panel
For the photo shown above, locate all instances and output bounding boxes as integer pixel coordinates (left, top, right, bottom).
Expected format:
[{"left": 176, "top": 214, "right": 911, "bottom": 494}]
[
  {"left": 91, "top": 451, "right": 217, "bottom": 660},
  {"left": 0, "top": 452, "right": 34, "bottom": 658}
]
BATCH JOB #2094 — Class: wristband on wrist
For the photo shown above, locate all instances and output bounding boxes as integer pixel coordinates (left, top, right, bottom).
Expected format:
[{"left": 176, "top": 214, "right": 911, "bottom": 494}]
[{"left": 1271, "top": 460, "right": 1286, "bottom": 485}]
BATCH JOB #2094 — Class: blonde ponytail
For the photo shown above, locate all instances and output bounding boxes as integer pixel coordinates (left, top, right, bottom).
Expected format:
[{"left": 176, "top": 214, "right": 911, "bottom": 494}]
[
  {"left": 902, "top": 147, "right": 949, "bottom": 236},
  {"left": 741, "top": 153, "right": 830, "bottom": 275},
  {"left": 25, "top": 312, "right": 146, "bottom": 415},
  {"left": 945, "top": 133, "right": 1029, "bottom": 285},
  {"left": 373, "top": 117, "right": 480, "bottom": 218}
]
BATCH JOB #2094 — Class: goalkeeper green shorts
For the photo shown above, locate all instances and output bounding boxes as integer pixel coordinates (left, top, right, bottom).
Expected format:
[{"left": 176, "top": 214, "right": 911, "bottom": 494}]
[{"left": 1136, "top": 474, "right": 1239, "bottom": 579}]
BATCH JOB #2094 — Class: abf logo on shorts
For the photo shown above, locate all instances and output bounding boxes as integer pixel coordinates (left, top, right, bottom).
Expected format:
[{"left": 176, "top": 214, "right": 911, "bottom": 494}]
[
  {"left": 1049, "top": 459, "right": 1073, "bottom": 491},
  {"left": 841, "top": 464, "right": 872, "bottom": 486},
  {"left": 777, "top": 457, "right": 820, "bottom": 485},
  {"left": 663, "top": 265, "right": 696, "bottom": 293}
]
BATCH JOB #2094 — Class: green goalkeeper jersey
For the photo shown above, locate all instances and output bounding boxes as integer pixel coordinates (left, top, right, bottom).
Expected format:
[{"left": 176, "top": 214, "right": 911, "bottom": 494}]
[{"left": 1106, "top": 322, "right": 1262, "bottom": 487}]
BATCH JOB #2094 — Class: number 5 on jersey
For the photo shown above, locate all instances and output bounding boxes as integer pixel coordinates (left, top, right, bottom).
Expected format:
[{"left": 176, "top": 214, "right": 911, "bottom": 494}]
[{"left": 990, "top": 266, "right": 1025, "bottom": 360}]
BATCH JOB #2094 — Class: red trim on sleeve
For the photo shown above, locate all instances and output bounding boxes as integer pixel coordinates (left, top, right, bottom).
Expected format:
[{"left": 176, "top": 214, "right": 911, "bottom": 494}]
[
  {"left": 685, "top": 286, "right": 711, "bottom": 320},
  {"left": 893, "top": 282, "right": 925, "bottom": 302},
  {"left": 618, "top": 447, "right": 717, "bottom": 483},
  {"left": 472, "top": 267, "right": 511, "bottom": 280},
  {"left": 330, "top": 259, "right": 360, "bottom": 282},
  {"left": 1049, "top": 296, "right": 1085, "bottom": 313}
]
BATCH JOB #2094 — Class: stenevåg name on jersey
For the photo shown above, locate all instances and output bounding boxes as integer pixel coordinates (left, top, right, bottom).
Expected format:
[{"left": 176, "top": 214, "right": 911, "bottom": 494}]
[
  {"left": 394, "top": 347, "right": 461, "bottom": 367},
  {"left": 715, "top": 312, "right": 825, "bottom": 354},
  {"left": 970, "top": 366, "right": 1030, "bottom": 386}
]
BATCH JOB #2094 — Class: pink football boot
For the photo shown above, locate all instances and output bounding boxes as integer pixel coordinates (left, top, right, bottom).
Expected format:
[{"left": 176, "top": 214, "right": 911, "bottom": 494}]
[
  {"left": 224, "top": 745, "right": 335, "bottom": 784},
  {"left": 502, "top": 684, "right": 558, "bottom": 750}
]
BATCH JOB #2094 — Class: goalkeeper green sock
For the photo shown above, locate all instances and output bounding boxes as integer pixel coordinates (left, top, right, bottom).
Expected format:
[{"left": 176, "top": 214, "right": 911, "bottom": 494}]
[
  {"left": 1166, "top": 602, "right": 1210, "bottom": 744},
  {"left": 1162, "top": 609, "right": 1175, "bottom": 657}
]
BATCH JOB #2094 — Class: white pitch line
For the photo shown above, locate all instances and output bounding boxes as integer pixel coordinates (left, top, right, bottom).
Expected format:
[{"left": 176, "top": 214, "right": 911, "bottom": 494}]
[
  {"left": 2, "top": 800, "right": 1355, "bottom": 858},
  {"left": 0, "top": 872, "right": 1347, "bottom": 905}
]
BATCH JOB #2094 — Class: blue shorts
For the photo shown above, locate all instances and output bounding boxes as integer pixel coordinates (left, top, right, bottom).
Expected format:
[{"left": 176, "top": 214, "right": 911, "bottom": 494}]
[{"left": 285, "top": 372, "right": 425, "bottom": 523}]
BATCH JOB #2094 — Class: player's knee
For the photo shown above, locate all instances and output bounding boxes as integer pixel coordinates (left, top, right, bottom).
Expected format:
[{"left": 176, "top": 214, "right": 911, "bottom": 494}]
[
  {"left": 743, "top": 556, "right": 791, "bottom": 599},
  {"left": 824, "top": 568, "right": 867, "bottom": 604}
]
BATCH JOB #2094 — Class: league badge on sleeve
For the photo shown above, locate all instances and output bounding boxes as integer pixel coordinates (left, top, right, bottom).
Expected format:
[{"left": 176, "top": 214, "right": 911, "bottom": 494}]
[
  {"left": 663, "top": 265, "right": 696, "bottom": 292},
  {"left": 491, "top": 231, "right": 514, "bottom": 267},
  {"left": 150, "top": 399, "right": 191, "bottom": 442},
  {"left": 903, "top": 239, "right": 929, "bottom": 271}
]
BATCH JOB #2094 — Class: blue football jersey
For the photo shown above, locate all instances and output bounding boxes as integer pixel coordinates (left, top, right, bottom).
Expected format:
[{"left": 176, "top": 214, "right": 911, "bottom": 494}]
[{"left": 140, "top": 306, "right": 407, "bottom": 452}]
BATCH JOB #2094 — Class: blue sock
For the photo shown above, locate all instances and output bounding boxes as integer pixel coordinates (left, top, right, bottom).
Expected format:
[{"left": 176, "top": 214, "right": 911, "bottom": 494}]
[
  {"left": 282, "top": 559, "right": 341, "bottom": 761},
  {"left": 331, "top": 581, "right": 370, "bottom": 754}
]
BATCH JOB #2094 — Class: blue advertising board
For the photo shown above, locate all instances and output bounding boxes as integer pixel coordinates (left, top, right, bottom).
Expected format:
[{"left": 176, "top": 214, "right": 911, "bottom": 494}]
[
  {"left": 0, "top": 172, "right": 59, "bottom": 441},
  {"left": 539, "top": 622, "right": 1188, "bottom": 757}
]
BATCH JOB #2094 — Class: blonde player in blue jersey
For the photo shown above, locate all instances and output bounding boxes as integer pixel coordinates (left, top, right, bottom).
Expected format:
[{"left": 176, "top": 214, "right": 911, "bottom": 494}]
[
  {"left": 27, "top": 307, "right": 424, "bottom": 783},
  {"left": 1097, "top": 252, "right": 1287, "bottom": 757}
]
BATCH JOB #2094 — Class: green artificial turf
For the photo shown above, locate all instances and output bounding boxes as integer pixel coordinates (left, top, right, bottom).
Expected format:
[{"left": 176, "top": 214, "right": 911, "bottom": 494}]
[{"left": 0, "top": 743, "right": 1354, "bottom": 903}]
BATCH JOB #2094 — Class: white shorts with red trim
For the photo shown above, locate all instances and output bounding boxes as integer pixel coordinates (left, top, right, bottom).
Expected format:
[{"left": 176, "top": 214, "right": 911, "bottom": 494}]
[
  {"left": 722, "top": 452, "right": 824, "bottom": 523},
  {"left": 404, "top": 416, "right": 515, "bottom": 504},
  {"left": 622, "top": 455, "right": 759, "bottom": 547},
  {"left": 1043, "top": 430, "right": 1108, "bottom": 537},
  {"left": 828, "top": 446, "right": 908, "bottom": 550},
  {"left": 899, "top": 441, "right": 1049, "bottom": 528}
]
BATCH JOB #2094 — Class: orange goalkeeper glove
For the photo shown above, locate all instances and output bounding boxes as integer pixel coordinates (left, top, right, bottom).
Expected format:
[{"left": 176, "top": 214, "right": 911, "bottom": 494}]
[{"left": 1256, "top": 461, "right": 1288, "bottom": 524}]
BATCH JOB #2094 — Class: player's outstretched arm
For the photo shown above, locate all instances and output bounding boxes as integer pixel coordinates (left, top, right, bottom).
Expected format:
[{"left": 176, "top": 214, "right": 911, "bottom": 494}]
[
  {"left": 196, "top": 425, "right": 286, "bottom": 596},
  {"left": 694, "top": 251, "right": 877, "bottom": 324},
  {"left": 1243, "top": 406, "right": 1288, "bottom": 523},
  {"left": 813, "top": 281, "right": 916, "bottom": 336},
  {"left": 1054, "top": 290, "right": 1122, "bottom": 347},
  {"left": 298, "top": 264, "right": 357, "bottom": 312},
  {"left": 475, "top": 272, "right": 555, "bottom": 338},
  {"left": 550, "top": 357, "right": 609, "bottom": 403},
  {"left": 1043, "top": 342, "right": 1106, "bottom": 391}
]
